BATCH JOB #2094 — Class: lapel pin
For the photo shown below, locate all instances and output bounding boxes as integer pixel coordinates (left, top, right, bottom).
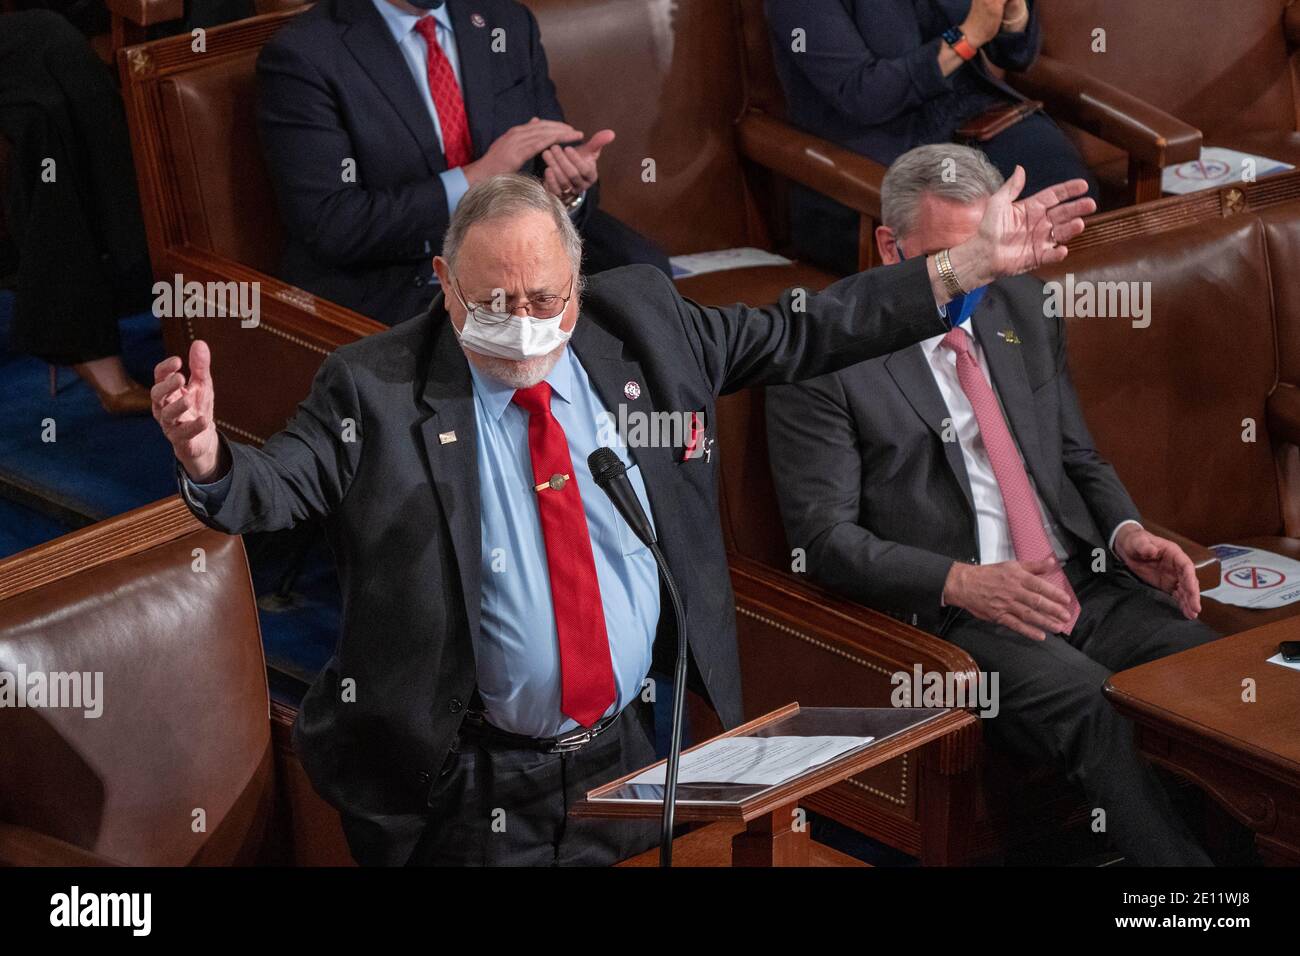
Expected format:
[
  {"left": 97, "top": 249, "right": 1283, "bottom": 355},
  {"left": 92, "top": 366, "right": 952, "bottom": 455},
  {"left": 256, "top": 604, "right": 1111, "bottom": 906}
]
[
  {"left": 997, "top": 329, "right": 1022, "bottom": 345},
  {"left": 471, "top": 12, "right": 486, "bottom": 27},
  {"left": 623, "top": 381, "right": 641, "bottom": 400},
  {"left": 438, "top": 431, "right": 457, "bottom": 444}
]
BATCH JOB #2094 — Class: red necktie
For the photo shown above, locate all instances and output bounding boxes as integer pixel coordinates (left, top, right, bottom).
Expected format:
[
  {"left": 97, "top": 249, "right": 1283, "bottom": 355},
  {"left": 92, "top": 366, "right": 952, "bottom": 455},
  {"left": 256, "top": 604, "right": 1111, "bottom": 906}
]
[
  {"left": 512, "top": 382, "right": 616, "bottom": 728},
  {"left": 941, "top": 328, "right": 1081, "bottom": 632},
  {"left": 413, "top": 16, "right": 473, "bottom": 169}
]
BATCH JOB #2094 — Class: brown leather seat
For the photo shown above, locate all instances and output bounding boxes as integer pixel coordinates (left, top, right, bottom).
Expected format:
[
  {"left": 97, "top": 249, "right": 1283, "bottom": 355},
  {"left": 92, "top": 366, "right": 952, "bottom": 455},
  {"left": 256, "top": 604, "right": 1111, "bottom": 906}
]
[
  {"left": 1038, "top": 0, "right": 1300, "bottom": 197},
  {"left": 1037, "top": 199, "right": 1300, "bottom": 636},
  {"left": 0, "top": 498, "right": 274, "bottom": 865}
]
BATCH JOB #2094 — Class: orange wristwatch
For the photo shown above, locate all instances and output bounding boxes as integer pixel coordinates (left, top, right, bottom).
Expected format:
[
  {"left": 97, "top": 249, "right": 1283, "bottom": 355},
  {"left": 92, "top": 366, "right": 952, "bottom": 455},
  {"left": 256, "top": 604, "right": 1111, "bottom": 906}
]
[{"left": 943, "top": 27, "right": 978, "bottom": 61}]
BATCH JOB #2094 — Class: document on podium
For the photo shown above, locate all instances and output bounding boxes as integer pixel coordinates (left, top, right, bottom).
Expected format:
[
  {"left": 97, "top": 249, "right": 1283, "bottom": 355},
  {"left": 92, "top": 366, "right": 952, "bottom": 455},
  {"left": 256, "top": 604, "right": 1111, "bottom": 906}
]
[{"left": 628, "top": 735, "right": 874, "bottom": 787}]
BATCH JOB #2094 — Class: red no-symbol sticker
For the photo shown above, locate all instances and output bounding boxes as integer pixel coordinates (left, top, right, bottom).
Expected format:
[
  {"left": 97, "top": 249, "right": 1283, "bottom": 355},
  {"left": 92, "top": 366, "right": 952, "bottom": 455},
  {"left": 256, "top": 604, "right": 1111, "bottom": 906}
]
[{"left": 1225, "top": 566, "right": 1286, "bottom": 589}]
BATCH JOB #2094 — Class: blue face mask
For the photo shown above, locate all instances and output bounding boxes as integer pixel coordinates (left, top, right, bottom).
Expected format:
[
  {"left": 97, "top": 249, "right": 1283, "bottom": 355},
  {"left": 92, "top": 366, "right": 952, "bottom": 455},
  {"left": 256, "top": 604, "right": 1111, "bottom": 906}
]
[{"left": 897, "top": 243, "right": 988, "bottom": 327}]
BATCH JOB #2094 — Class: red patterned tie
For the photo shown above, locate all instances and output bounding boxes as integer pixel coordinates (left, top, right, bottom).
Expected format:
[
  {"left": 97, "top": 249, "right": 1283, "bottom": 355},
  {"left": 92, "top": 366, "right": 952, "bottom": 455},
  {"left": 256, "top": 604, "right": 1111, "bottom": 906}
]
[
  {"left": 512, "top": 382, "right": 616, "bottom": 727},
  {"left": 413, "top": 16, "right": 473, "bottom": 169},
  {"left": 941, "top": 328, "right": 1081, "bottom": 632}
]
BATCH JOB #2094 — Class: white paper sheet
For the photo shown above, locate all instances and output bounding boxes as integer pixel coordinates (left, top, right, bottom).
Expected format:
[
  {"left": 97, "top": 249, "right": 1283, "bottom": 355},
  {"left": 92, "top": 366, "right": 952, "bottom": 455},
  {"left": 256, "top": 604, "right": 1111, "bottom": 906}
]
[
  {"left": 628, "top": 734, "right": 873, "bottom": 787},
  {"left": 1201, "top": 545, "right": 1300, "bottom": 609},
  {"left": 669, "top": 247, "right": 793, "bottom": 278},
  {"left": 1162, "top": 147, "right": 1294, "bottom": 195},
  {"left": 1267, "top": 652, "right": 1300, "bottom": 672}
]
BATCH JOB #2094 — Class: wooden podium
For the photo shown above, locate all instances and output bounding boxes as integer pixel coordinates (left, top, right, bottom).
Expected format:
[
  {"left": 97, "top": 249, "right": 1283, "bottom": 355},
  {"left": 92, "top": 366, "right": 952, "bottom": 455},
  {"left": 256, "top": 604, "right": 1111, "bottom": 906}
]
[{"left": 570, "top": 702, "right": 974, "bottom": 867}]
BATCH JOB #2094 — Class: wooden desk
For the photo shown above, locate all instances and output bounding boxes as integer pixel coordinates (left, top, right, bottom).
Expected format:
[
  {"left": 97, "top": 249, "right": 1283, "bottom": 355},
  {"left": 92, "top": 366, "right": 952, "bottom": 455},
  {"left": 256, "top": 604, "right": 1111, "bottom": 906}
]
[
  {"left": 1104, "top": 619, "right": 1300, "bottom": 864},
  {"left": 575, "top": 704, "right": 977, "bottom": 866},
  {"left": 617, "top": 821, "right": 868, "bottom": 867}
]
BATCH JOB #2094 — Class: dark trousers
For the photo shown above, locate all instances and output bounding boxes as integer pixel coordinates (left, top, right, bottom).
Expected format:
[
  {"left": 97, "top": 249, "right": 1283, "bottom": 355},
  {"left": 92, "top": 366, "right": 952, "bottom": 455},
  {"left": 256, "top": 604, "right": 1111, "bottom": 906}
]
[
  {"left": 942, "top": 563, "right": 1219, "bottom": 866},
  {"left": 406, "top": 697, "right": 662, "bottom": 866},
  {"left": 976, "top": 111, "right": 1100, "bottom": 207},
  {"left": 0, "top": 10, "right": 151, "bottom": 363}
]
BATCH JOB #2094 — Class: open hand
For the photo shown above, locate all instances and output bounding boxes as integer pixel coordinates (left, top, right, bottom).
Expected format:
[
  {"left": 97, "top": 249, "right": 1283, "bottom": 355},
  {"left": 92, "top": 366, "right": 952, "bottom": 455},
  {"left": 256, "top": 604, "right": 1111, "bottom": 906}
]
[
  {"left": 542, "top": 129, "right": 614, "bottom": 200},
  {"left": 152, "top": 339, "right": 223, "bottom": 482},
  {"left": 949, "top": 166, "right": 1096, "bottom": 289},
  {"left": 1114, "top": 524, "right": 1202, "bottom": 619}
]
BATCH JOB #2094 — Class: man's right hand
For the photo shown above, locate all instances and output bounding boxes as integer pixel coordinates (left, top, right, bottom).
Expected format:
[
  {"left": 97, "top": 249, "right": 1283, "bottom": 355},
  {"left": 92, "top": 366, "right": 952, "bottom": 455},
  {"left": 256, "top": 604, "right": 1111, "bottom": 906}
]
[
  {"left": 463, "top": 117, "right": 585, "bottom": 185},
  {"left": 942, "top": 557, "right": 1074, "bottom": 641},
  {"left": 152, "top": 339, "right": 225, "bottom": 483},
  {"left": 961, "top": 0, "right": 1010, "bottom": 47}
]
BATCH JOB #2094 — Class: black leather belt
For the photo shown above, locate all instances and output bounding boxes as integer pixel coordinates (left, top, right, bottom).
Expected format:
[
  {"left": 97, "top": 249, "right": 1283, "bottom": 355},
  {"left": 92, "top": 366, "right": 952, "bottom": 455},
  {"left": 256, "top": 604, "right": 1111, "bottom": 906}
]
[{"left": 459, "top": 706, "right": 625, "bottom": 755}]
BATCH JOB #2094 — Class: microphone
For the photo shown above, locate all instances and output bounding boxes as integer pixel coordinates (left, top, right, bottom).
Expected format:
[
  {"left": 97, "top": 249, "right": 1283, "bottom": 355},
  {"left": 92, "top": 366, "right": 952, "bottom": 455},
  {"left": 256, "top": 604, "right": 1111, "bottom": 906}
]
[
  {"left": 587, "top": 447, "right": 689, "bottom": 868},
  {"left": 588, "top": 447, "right": 656, "bottom": 548}
]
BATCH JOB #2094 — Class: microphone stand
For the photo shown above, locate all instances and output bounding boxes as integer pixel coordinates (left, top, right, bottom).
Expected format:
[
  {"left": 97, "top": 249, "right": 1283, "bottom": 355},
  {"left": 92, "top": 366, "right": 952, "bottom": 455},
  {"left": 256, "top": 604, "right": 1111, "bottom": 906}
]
[
  {"left": 585, "top": 446, "right": 688, "bottom": 867},
  {"left": 648, "top": 541, "right": 689, "bottom": 868}
]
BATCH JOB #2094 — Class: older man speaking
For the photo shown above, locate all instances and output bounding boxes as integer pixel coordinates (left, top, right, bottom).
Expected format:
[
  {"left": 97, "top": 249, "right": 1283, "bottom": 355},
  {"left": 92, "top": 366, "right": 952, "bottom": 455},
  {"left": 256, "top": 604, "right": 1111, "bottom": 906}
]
[{"left": 152, "top": 171, "right": 1092, "bottom": 866}]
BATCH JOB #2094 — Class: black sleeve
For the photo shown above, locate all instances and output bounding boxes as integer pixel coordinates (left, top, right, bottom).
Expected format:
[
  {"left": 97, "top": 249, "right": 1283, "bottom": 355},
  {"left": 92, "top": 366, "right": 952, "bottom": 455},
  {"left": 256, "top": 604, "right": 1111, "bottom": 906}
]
[
  {"left": 178, "top": 351, "right": 364, "bottom": 534},
  {"left": 982, "top": 0, "right": 1042, "bottom": 73},
  {"left": 766, "top": 375, "right": 955, "bottom": 610},
  {"left": 256, "top": 40, "right": 450, "bottom": 267},
  {"left": 672, "top": 256, "right": 946, "bottom": 396},
  {"left": 765, "top": 0, "right": 957, "bottom": 126}
]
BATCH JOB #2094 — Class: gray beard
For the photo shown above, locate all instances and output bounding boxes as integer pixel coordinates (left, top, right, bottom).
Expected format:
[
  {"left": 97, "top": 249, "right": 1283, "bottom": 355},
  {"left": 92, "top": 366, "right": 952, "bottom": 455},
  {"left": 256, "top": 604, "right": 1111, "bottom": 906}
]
[{"left": 462, "top": 342, "right": 567, "bottom": 390}]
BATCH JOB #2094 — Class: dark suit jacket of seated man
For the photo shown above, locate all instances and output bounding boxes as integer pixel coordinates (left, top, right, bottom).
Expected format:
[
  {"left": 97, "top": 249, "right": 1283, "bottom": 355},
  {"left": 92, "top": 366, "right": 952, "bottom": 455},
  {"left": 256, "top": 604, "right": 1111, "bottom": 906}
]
[
  {"left": 766, "top": 144, "right": 1218, "bottom": 866},
  {"left": 150, "top": 167, "right": 1094, "bottom": 865},
  {"left": 256, "top": 0, "right": 669, "bottom": 326}
]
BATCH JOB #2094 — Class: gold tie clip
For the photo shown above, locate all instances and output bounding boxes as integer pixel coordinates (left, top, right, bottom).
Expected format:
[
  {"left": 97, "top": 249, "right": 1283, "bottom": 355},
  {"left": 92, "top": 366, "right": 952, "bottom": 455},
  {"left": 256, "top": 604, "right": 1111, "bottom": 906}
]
[{"left": 534, "top": 473, "right": 570, "bottom": 493}]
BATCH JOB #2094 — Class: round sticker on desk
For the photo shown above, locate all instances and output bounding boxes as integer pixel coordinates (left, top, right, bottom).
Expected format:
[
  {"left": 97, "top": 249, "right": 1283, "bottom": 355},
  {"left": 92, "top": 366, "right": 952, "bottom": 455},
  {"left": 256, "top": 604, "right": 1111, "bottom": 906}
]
[
  {"left": 1226, "top": 566, "right": 1286, "bottom": 589},
  {"left": 624, "top": 381, "right": 641, "bottom": 400}
]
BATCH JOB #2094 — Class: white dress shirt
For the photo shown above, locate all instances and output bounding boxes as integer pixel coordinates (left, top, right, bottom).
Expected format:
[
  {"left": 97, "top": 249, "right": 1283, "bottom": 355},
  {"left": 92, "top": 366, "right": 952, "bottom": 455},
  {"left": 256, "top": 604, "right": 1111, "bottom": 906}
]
[{"left": 923, "top": 316, "right": 1136, "bottom": 565}]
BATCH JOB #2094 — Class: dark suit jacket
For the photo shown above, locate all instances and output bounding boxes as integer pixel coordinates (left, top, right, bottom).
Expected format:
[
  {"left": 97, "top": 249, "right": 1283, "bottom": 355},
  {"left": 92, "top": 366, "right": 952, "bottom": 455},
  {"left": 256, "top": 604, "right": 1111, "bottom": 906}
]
[
  {"left": 764, "top": 0, "right": 1041, "bottom": 166},
  {"left": 178, "top": 259, "right": 946, "bottom": 865},
  {"left": 766, "top": 274, "right": 1141, "bottom": 635},
  {"left": 256, "top": 0, "right": 597, "bottom": 324}
]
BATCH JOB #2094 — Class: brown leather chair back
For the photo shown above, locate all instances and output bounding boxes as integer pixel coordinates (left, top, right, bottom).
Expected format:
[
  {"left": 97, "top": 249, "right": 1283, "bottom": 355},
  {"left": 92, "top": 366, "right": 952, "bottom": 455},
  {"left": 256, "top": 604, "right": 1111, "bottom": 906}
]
[
  {"left": 156, "top": 47, "right": 282, "bottom": 272},
  {"left": 529, "top": 0, "right": 765, "bottom": 255},
  {"left": 1038, "top": 209, "right": 1284, "bottom": 545},
  {"left": 1039, "top": 0, "right": 1299, "bottom": 139},
  {"left": 0, "top": 498, "right": 273, "bottom": 866}
]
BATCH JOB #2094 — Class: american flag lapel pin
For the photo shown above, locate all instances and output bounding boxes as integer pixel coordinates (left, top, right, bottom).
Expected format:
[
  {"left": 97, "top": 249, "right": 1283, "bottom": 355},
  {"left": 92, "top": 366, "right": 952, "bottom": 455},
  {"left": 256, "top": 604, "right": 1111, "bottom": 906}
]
[{"left": 438, "top": 431, "right": 457, "bottom": 444}]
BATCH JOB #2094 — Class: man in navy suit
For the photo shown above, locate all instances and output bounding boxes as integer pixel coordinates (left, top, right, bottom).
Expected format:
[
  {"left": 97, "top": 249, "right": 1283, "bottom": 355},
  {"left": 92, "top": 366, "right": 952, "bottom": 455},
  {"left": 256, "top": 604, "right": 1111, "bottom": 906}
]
[{"left": 256, "top": 0, "right": 669, "bottom": 325}]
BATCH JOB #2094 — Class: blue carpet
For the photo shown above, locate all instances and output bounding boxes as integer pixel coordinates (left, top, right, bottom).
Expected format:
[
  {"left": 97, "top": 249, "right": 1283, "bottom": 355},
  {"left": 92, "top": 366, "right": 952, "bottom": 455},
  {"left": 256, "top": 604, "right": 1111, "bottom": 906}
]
[
  {"left": 0, "top": 494, "right": 72, "bottom": 560},
  {"left": 0, "top": 291, "right": 176, "bottom": 520}
]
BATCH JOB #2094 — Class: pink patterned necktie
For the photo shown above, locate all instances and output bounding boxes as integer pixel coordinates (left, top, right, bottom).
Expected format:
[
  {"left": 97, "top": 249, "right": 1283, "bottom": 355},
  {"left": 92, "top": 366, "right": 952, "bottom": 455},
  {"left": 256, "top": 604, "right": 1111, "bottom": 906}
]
[
  {"left": 941, "top": 327, "right": 1081, "bottom": 633},
  {"left": 414, "top": 16, "right": 473, "bottom": 169}
]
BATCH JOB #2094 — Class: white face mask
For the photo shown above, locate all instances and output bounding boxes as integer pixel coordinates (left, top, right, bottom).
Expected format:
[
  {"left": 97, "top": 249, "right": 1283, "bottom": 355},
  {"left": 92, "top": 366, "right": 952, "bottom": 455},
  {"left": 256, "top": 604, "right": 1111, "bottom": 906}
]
[{"left": 451, "top": 279, "right": 573, "bottom": 362}]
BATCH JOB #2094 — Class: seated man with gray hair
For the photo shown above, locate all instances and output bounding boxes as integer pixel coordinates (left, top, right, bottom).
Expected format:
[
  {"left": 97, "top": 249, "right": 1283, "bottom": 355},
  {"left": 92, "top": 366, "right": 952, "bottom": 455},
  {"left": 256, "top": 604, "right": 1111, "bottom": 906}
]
[{"left": 766, "top": 143, "right": 1219, "bottom": 866}]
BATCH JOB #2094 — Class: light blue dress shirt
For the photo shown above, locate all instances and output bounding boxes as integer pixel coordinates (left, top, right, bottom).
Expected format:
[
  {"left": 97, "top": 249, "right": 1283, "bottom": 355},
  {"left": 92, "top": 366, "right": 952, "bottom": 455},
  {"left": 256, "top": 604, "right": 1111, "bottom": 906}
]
[
  {"left": 370, "top": 0, "right": 471, "bottom": 213},
  {"left": 467, "top": 346, "right": 660, "bottom": 737},
  {"left": 181, "top": 345, "right": 662, "bottom": 739}
]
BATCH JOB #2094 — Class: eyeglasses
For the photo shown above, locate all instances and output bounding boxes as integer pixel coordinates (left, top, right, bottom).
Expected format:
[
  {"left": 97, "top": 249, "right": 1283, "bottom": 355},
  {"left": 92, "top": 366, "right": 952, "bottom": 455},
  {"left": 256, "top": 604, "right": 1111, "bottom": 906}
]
[{"left": 452, "top": 274, "right": 575, "bottom": 323}]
